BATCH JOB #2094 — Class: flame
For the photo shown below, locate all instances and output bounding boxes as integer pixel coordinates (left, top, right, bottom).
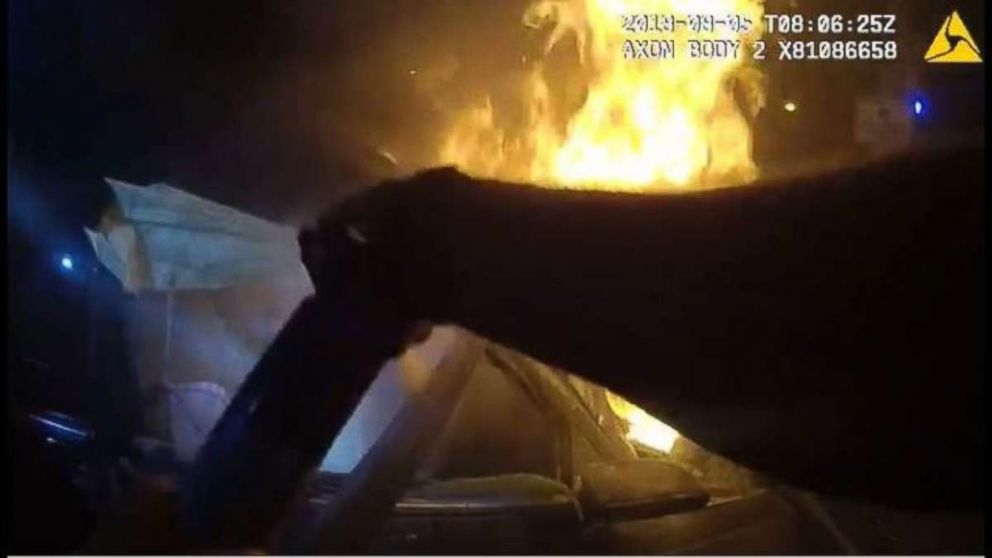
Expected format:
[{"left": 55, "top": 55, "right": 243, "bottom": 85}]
[
  {"left": 437, "top": 0, "right": 765, "bottom": 449},
  {"left": 606, "top": 390, "right": 680, "bottom": 453},
  {"left": 439, "top": 0, "right": 765, "bottom": 191}
]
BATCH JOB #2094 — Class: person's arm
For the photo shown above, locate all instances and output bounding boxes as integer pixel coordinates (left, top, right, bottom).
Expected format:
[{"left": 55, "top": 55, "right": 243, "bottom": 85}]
[{"left": 318, "top": 147, "right": 982, "bottom": 508}]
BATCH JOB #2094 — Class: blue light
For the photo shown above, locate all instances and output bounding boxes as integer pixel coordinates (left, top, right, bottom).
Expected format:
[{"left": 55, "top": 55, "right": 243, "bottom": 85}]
[
  {"left": 913, "top": 100, "right": 924, "bottom": 116},
  {"left": 60, "top": 255, "right": 74, "bottom": 271},
  {"left": 29, "top": 413, "right": 92, "bottom": 442}
]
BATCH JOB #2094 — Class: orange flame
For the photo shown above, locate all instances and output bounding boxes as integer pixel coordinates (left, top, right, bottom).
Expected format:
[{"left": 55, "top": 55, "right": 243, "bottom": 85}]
[
  {"left": 438, "top": 0, "right": 765, "bottom": 449},
  {"left": 605, "top": 390, "right": 681, "bottom": 453},
  {"left": 440, "top": 0, "right": 764, "bottom": 192}
]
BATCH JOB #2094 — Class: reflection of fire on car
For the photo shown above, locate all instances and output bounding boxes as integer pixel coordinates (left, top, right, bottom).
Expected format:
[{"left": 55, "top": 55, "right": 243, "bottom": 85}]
[
  {"left": 10, "top": 329, "right": 850, "bottom": 554},
  {"left": 268, "top": 327, "right": 851, "bottom": 555}
]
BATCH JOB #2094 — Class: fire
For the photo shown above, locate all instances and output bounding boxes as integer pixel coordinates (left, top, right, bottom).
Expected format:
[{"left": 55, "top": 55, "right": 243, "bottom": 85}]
[
  {"left": 606, "top": 390, "right": 680, "bottom": 453},
  {"left": 437, "top": 0, "right": 765, "bottom": 449},
  {"left": 439, "top": 0, "right": 765, "bottom": 191}
]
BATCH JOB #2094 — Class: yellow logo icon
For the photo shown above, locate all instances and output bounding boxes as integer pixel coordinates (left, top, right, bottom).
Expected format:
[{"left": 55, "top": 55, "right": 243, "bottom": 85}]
[{"left": 924, "top": 11, "right": 983, "bottom": 63}]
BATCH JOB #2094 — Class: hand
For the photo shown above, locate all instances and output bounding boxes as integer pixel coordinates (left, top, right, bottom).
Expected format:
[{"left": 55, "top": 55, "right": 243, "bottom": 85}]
[
  {"left": 299, "top": 167, "right": 465, "bottom": 296},
  {"left": 298, "top": 167, "right": 469, "bottom": 353}
]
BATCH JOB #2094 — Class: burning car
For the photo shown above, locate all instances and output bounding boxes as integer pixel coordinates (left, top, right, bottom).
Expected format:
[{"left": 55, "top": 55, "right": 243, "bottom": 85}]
[{"left": 7, "top": 0, "right": 983, "bottom": 553}]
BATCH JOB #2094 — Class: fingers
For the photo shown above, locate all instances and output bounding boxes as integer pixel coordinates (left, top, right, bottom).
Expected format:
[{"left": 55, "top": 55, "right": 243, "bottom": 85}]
[{"left": 300, "top": 166, "right": 471, "bottom": 320}]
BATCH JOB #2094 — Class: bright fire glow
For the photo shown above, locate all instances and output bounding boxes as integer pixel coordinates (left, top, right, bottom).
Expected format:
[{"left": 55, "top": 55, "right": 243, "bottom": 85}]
[
  {"left": 439, "top": 0, "right": 765, "bottom": 191},
  {"left": 438, "top": 0, "right": 765, "bottom": 449},
  {"left": 606, "top": 390, "right": 680, "bottom": 453}
]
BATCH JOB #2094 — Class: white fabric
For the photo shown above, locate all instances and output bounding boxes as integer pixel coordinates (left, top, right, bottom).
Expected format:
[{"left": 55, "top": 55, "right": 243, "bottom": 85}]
[
  {"left": 168, "top": 381, "right": 231, "bottom": 463},
  {"left": 86, "top": 178, "right": 311, "bottom": 293}
]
